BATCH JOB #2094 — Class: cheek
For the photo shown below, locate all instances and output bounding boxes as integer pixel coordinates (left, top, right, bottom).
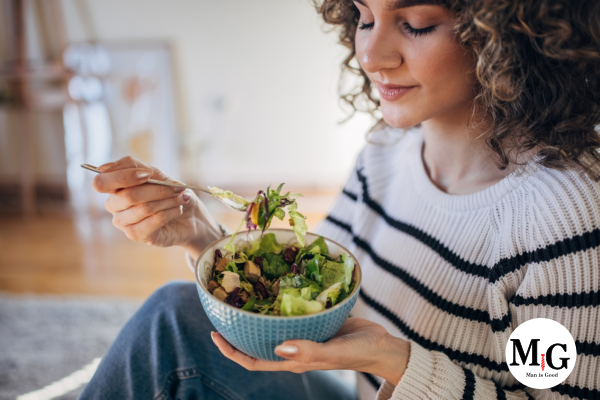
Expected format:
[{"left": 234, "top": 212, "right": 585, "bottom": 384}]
[
  {"left": 380, "top": 40, "right": 477, "bottom": 128},
  {"left": 409, "top": 40, "right": 477, "bottom": 100}
]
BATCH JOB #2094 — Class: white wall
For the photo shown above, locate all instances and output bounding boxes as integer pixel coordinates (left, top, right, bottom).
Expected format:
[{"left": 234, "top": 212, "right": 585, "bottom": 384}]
[{"left": 60, "top": 0, "right": 374, "bottom": 188}]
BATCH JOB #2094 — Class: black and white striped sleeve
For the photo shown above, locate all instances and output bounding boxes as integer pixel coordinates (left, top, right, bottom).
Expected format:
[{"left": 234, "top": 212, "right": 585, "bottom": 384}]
[{"left": 376, "top": 239, "right": 600, "bottom": 400}]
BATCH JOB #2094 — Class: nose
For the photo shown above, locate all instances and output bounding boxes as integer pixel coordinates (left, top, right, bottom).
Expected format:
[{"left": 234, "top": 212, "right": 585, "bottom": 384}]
[{"left": 359, "top": 25, "right": 403, "bottom": 74}]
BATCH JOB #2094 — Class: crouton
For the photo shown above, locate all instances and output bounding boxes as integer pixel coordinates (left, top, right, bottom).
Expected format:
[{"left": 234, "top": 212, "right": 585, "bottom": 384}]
[
  {"left": 244, "top": 260, "right": 261, "bottom": 282},
  {"left": 212, "top": 287, "right": 228, "bottom": 301},
  {"left": 214, "top": 257, "right": 231, "bottom": 273},
  {"left": 207, "top": 280, "right": 220, "bottom": 293}
]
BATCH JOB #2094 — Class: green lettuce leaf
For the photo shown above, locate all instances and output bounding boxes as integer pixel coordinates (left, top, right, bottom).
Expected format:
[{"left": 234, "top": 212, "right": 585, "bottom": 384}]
[
  {"left": 240, "top": 281, "right": 255, "bottom": 295},
  {"left": 255, "top": 299, "right": 275, "bottom": 314},
  {"left": 208, "top": 187, "right": 250, "bottom": 208},
  {"left": 225, "top": 262, "right": 238, "bottom": 273},
  {"left": 279, "top": 288, "right": 324, "bottom": 316},
  {"left": 315, "top": 281, "right": 342, "bottom": 307},
  {"left": 262, "top": 253, "right": 290, "bottom": 279},
  {"left": 336, "top": 280, "right": 356, "bottom": 305},
  {"left": 244, "top": 240, "right": 261, "bottom": 257},
  {"left": 273, "top": 208, "right": 285, "bottom": 221},
  {"left": 287, "top": 201, "right": 308, "bottom": 247},
  {"left": 295, "top": 236, "right": 329, "bottom": 264},
  {"left": 255, "top": 233, "right": 282, "bottom": 257},
  {"left": 241, "top": 296, "right": 256, "bottom": 311},
  {"left": 321, "top": 252, "right": 354, "bottom": 291},
  {"left": 279, "top": 273, "right": 322, "bottom": 299},
  {"left": 304, "top": 254, "right": 326, "bottom": 285},
  {"left": 307, "top": 236, "right": 329, "bottom": 255}
]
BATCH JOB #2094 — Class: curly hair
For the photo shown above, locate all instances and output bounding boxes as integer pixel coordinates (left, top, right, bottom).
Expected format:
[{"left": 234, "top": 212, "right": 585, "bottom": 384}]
[{"left": 312, "top": 0, "right": 600, "bottom": 177}]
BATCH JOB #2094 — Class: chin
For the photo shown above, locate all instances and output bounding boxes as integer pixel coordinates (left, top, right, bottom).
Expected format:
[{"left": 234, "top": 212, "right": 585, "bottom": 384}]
[{"left": 380, "top": 105, "right": 422, "bottom": 130}]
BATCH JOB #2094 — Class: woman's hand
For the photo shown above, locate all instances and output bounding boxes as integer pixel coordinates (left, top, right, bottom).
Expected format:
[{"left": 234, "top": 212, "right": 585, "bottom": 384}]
[
  {"left": 211, "top": 317, "right": 410, "bottom": 386},
  {"left": 92, "top": 156, "right": 222, "bottom": 258}
]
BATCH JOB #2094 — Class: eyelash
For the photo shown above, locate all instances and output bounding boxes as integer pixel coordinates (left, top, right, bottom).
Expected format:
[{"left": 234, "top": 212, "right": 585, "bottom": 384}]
[{"left": 358, "top": 22, "right": 436, "bottom": 37}]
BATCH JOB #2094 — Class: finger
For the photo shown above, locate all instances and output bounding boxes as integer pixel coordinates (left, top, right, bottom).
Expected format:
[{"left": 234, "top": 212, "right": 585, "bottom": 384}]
[
  {"left": 274, "top": 339, "right": 349, "bottom": 370},
  {"left": 98, "top": 156, "right": 150, "bottom": 172},
  {"left": 95, "top": 156, "right": 174, "bottom": 194},
  {"left": 105, "top": 182, "right": 187, "bottom": 212},
  {"left": 98, "top": 156, "right": 171, "bottom": 184},
  {"left": 275, "top": 340, "right": 323, "bottom": 362},
  {"left": 92, "top": 168, "right": 154, "bottom": 194},
  {"left": 211, "top": 332, "right": 297, "bottom": 372},
  {"left": 113, "top": 192, "right": 192, "bottom": 227},
  {"left": 122, "top": 206, "right": 183, "bottom": 244}
]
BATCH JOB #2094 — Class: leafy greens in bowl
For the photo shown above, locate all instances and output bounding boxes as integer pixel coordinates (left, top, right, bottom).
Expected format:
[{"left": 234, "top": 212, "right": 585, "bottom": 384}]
[
  {"left": 206, "top": 232, "right": 356, "bottom": 316},
  {"left": 195, "top": 229, "right": 362, "bottom": 361}
]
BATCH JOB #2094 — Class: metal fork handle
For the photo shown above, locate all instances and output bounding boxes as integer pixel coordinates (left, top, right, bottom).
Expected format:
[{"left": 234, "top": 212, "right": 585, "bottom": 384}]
[{"left": 80, "top": 164, "right": 211, "bottom": 194}]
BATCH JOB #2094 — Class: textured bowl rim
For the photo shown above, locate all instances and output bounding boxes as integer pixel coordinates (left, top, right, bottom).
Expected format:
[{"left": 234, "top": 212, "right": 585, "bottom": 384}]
[{"left": 195, "top": 228, "right": 362, "bottom": 320}]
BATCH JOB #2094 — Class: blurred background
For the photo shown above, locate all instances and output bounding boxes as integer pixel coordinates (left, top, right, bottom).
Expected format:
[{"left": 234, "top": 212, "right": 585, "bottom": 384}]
[{"left": 0, "top": 0, "right": 373, "bottom": 398}]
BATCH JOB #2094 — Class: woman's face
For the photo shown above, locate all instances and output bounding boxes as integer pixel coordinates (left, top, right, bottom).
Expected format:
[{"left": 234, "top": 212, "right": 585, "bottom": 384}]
[{"left": 354, "top": 0, "right": 478, "bottom": 129}]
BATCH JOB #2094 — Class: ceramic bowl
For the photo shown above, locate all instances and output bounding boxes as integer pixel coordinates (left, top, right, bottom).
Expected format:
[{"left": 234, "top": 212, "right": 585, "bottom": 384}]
[{"left": 195, "top": 228, "right": 362, "bottom": 361}]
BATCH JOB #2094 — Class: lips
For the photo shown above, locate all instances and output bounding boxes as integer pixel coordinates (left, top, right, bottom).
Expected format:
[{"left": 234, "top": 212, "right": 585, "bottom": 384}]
[{"left": 375, "top": 82, "right": 416, "bottom": 101}]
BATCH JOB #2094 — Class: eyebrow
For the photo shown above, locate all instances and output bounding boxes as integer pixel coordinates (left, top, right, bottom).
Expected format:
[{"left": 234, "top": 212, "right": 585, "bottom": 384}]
[{"left": 353, "top": 0, "right": 442, "bottom": 11}]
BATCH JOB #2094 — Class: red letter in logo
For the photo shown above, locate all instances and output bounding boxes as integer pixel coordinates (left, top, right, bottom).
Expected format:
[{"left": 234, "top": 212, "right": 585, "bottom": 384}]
[{"left": 541, "top": 354, "right": 545, "bottom": 372}]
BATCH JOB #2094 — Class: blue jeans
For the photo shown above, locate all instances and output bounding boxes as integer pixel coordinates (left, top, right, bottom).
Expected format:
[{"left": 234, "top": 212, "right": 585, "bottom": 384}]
[{"left": 79, "top": 281, "right": 358, "bottom": 400}]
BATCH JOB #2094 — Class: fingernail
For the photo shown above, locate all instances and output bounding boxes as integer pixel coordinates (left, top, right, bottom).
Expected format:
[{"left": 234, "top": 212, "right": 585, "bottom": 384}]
[
  {"left": 275, "top": 345, "right": 298, "bottom": 356},
  {"left": 174, "top": 186, "right": 186, "bottom": 193},
  {"left": 182, "top": 192, "right": 191, "bottom": 202},
  {"left": 99, "top": 162, "right": 116, "bottom": 171},
  {"left": 136, "top": 170, "right": 153, "bottom": 180}
]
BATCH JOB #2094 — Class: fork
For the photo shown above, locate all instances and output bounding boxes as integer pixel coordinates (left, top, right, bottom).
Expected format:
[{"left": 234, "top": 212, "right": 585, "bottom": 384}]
[{"left": 81, "top": 164, "right": 249, "bottom": 212}]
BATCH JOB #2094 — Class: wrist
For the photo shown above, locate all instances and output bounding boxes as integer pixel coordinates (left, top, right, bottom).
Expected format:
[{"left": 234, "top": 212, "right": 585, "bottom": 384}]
[
  {"left": 181, "top": 201, "right": 226, "bottom": 259},
  {"left": 179, "top": 220, "right": 222, "bottom": 259},
  {"left": 371, "top": 334, "right": 411, "bottom": 386},
  {"left": 179, "top": 241, "right": 204, "bottom": 260}
]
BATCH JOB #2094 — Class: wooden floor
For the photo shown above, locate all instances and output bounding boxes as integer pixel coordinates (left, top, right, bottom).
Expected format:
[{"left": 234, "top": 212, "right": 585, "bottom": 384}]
[{"left": 0, "top": 194, "right": 334, "bottom": 299}]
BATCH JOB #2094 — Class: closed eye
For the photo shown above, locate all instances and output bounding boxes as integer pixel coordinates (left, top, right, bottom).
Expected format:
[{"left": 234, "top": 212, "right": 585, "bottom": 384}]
[
  {"left": 358, "top": 22, "right": 436, "bottom": 37},
  {"left": 403, "top": 22, "right": 436, "bottom": 37}
]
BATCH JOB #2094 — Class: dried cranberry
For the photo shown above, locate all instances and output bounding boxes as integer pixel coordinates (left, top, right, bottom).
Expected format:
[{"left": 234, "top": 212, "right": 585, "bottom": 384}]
[
  {"left": 291, "top": 263, "right": 298, "bottom": 274},
  {"left": 253, "top": 257, "right": 264, "bottom": 271},
  {"left": 253, "top": 280, "right": 269, "bottom": 299},
  {"left": 213, "top": 249, "right": 223, "bottom": 269},
  {"left": 283, "top": 247, "right": 298, "bottom": 264},
  {"left": 225, "top": 287, "right": 244, "bottom": 308}
]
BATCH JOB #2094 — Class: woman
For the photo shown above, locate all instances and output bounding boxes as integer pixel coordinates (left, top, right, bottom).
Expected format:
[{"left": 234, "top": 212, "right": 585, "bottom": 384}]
[{"left": 82, "top": 0, "right": 600, "bottom": 399}]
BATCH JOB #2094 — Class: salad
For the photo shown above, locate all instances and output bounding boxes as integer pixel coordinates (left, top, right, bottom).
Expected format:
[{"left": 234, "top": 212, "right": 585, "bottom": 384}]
[
  {"left": 207, "top": 233, "right": 356, "bottom": 316},
  {"left": 208, "top": 184, "right": 308, "bottom": 252}
]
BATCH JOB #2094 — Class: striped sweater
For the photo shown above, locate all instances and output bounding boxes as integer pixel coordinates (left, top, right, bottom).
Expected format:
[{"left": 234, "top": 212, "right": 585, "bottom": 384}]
[{"left": 315, "top": 127, "right": 600, "bottom": 400}]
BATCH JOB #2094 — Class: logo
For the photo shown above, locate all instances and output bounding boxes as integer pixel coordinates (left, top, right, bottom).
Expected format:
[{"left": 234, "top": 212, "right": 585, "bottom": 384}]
[{"left": 506, "top": 318, "right": 577, "bottom": 389}]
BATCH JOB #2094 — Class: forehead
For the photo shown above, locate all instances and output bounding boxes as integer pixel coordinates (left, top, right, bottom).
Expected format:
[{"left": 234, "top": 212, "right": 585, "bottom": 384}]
[{"left": 354, "top": 0, "right": 446, "bottom": 11}]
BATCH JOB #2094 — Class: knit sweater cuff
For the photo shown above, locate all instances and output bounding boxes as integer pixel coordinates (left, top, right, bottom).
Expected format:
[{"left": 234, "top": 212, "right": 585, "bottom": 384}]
[
  {"left": 376, "top": 340, "right": 465, "bottom": 400},
  {"left": 184, "top": 222, "right": 231, "bottom": 273},
  {"left": 185, "top": 253, "right": 196, "bottom": 273}
]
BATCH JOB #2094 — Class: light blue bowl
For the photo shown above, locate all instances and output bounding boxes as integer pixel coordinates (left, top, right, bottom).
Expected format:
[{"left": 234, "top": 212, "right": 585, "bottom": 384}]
[{"left": 195, "top": 229, "right": 362, "bottom": 361}]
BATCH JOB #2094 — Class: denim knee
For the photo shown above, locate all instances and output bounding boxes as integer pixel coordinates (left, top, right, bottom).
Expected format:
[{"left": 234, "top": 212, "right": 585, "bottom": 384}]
[
  {"left": 143, "top": 281, "right": 212, "bottom": 331},
  {"left": 148, "top": 281, "right": 198, "bottom": 310}
]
